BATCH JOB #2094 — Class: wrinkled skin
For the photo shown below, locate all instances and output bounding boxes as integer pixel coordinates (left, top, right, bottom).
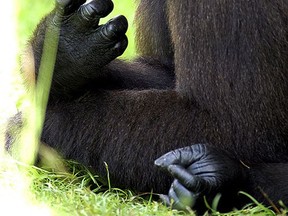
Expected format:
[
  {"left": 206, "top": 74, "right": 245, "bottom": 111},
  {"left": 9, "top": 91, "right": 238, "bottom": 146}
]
[
  {"left": 31, "top": 0, "right": 128, "bottom": 98},
  {"left": 155, "top": 144, "right": 247, "bottom": 211}
]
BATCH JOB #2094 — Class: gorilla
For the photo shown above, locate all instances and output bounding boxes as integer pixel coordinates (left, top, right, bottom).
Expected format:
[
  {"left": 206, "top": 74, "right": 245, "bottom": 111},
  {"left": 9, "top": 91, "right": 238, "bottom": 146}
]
[{"left": 22, "top": 0, "right": 288, "bottom": 212}]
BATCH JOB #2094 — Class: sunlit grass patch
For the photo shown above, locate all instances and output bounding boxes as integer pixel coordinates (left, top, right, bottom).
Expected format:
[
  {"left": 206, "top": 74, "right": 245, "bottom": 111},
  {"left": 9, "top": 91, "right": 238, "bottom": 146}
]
[
  {"left": 2, "top": 158, "right": 285, "bottom": 216},
  {"left": 0, "top": 159, "right": 185, "bottom": 216}
]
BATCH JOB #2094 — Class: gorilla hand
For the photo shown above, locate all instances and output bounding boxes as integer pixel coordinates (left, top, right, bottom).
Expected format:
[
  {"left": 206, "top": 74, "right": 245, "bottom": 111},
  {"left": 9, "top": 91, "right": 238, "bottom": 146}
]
[
  {"left": 31, "top": 0, "right": 128, "bottom": 95},
  {"left": 155, "top": 144, "right": 247, "bottom": 211}
]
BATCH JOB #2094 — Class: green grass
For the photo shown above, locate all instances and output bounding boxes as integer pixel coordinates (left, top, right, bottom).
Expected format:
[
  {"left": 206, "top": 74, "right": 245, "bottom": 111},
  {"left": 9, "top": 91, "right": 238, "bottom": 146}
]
[
  {"left": 2, "top": 158, "right": 286, "bottom": 216},
  {"left": 27, "top": 163, "right": 185, "bottom": 216},
  {"left": 0, "top": 1, "right": 287, "bottom": 215}
]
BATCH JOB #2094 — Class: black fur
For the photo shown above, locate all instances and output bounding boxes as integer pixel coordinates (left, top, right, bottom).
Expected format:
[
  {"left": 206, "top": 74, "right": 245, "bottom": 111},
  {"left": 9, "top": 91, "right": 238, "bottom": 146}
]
[{"left": 24, "top": 0, "right": 288, "bottom": 211}]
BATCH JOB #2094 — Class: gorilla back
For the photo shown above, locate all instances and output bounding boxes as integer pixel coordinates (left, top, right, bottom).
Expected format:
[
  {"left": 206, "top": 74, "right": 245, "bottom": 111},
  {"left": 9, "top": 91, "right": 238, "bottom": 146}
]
[{"left": 26, "top": 0, "right": 288, "bottom": 212}]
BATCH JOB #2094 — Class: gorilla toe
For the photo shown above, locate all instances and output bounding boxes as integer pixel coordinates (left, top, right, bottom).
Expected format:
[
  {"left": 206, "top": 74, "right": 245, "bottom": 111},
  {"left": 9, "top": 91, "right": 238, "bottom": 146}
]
[{"left": 101, "top": 15, "right": 128, "bottom": 41}]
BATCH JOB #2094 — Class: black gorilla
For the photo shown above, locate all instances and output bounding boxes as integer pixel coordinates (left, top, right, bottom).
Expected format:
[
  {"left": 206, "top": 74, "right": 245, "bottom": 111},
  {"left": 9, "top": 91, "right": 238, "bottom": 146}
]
[{"left": 24, "top": 0, "right": 288, "bottom": 212}]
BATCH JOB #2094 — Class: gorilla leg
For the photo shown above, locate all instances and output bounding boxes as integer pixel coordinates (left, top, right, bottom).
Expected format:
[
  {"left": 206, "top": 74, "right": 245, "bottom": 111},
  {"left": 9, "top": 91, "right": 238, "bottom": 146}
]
[
  {"left": 247, "top": 163, "right": 288, "bottom": 207},
  {"left": 42, "top": 90, "right": 211, "bottom": 192},
  {"left": 42, "top": 89, "right": 288, "bottom": 197}
]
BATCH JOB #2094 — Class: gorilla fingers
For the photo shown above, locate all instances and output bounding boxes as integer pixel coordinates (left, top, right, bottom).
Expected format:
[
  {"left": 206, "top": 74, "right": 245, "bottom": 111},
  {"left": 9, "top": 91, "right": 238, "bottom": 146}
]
[{"left": 155, "top": 144, "right": 247, "bottom": 211}]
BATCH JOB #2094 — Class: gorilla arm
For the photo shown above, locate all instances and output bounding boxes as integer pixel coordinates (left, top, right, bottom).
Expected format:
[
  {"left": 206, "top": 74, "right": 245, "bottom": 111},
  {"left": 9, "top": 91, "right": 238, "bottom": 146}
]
[{"left": 42, "top": 90, "right": 209, "bottom": 193}]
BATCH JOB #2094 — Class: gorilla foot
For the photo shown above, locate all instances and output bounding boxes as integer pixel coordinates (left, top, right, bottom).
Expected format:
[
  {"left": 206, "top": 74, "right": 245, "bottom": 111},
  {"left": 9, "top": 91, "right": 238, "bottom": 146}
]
[
  {"left": 46, "top": 0, "right": 128, "bottom": 74},
  {"left": 29, "top": 0, "right": 129, "bottom": 98}
]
